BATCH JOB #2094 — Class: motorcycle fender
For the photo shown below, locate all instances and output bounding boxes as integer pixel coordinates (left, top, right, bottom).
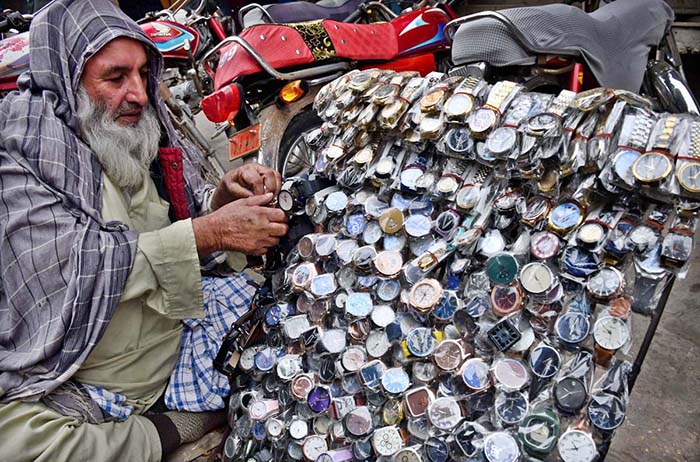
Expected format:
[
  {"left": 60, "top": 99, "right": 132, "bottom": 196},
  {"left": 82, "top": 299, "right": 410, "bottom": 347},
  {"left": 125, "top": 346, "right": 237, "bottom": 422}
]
[{"left": 255, "top": 87, "right": 320, "bottom": 169}]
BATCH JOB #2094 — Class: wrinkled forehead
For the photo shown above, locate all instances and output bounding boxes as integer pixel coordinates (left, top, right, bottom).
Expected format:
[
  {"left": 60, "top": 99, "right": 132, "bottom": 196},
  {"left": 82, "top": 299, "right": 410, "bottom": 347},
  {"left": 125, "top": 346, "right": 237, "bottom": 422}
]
[{"left": 81, "top": 37, "right": 149, "bottom": 81}]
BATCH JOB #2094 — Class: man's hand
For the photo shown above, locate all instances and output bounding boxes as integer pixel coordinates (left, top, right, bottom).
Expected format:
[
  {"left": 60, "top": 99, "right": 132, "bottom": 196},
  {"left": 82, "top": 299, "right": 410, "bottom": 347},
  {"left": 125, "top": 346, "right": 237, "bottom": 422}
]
[
  {"left": 210, "top": 163, "right": 282, "bottom": 211},
  {"left": 193, "top": 193, "right": 288, "bottom": 256}
]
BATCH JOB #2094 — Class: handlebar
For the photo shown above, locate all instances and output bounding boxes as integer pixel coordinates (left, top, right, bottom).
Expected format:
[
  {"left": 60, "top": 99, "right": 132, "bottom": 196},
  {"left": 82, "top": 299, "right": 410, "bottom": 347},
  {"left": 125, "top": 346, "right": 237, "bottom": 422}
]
[{"left": 0, "top": 13, "right": 33, "bottom": 33}]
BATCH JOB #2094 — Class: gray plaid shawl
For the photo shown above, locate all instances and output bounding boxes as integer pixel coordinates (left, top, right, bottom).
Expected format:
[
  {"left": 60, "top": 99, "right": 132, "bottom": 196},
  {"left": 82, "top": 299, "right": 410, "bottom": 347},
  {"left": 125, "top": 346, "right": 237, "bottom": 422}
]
[{"left": 0, "top": 0, "right": 211, "bottom": 403}]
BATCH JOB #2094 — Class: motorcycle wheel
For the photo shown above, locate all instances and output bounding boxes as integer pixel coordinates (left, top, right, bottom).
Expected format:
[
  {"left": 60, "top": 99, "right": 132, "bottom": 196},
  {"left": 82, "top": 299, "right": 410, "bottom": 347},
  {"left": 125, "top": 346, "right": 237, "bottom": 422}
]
[{"left": 277, "top": 110, "right": 322, "bottom": 179}]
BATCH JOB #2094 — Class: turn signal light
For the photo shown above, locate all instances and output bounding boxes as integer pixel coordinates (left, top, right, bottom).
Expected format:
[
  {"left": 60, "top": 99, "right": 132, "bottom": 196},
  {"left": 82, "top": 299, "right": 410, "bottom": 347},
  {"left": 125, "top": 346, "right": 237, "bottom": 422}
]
[
  {"left": 279, "top": 80, "right": 307, "bottom": 104},
  {"left": 201, "top": 83, "right": 242, "bottom": 123}
]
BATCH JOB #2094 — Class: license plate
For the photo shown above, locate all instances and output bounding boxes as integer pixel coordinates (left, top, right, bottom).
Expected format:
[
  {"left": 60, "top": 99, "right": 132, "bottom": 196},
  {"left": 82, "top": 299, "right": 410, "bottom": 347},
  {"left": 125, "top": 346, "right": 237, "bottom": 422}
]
[{"left": 229, "top": 123, "right": 261, "bottom": 161}]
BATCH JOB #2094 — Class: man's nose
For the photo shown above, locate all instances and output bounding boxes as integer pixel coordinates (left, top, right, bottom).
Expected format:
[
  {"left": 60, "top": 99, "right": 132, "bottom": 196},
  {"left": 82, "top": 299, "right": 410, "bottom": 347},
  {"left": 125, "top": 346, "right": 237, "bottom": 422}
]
[{"left": 125, "top": 73, "right": 148, "bottom": 107}]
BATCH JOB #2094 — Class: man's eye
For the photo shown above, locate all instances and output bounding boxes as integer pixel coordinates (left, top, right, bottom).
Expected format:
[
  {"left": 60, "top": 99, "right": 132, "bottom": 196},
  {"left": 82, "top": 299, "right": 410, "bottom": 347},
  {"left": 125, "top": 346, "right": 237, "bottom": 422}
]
[{"left": 108, "top": 75, "right": 124, "bottom": 83}]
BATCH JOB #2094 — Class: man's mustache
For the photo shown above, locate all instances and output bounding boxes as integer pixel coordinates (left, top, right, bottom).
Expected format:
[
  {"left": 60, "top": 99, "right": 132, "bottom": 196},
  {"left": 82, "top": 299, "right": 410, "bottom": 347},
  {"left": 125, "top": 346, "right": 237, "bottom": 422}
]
[{"left": 113, "top": 101, "right": 144, "bottom": 120}]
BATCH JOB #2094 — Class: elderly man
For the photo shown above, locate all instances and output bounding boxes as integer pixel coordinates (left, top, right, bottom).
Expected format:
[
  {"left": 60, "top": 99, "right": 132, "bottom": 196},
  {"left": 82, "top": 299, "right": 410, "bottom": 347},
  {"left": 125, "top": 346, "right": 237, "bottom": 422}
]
[{"left": 0, "top": 0, "right": 288, "bottom": 460}]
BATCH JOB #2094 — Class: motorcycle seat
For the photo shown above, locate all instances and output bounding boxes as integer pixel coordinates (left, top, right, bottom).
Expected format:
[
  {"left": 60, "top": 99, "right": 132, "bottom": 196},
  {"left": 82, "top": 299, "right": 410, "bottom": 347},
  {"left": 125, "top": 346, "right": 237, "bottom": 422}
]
[
  {"left": 214, "top": 19, "right": 398, "bottom": 90},
  {"left": 241, "top": 0, "right": 365, "bottom": 28},
  {"left": 450, "top": 0, "right": 673, "bottom": 91}
]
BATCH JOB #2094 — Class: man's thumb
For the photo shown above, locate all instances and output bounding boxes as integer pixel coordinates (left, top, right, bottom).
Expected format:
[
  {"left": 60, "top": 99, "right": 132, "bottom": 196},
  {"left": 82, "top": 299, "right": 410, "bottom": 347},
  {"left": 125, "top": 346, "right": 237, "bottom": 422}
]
[{"left": 239, "top": 192, "right": 273, "bottom": 206}]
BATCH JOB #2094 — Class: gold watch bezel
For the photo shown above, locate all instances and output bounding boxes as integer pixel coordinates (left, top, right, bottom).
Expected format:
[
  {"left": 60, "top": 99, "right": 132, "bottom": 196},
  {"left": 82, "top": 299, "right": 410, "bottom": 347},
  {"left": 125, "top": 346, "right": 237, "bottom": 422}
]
[{"left": 631, "top": 151, "right": 673, "bottom": 183}]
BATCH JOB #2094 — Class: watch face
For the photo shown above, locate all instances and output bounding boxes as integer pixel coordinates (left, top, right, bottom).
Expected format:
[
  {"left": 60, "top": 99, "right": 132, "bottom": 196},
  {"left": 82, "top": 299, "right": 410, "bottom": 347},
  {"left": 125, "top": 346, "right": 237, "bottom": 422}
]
[
  {"left": 487, "top": 319, "right": 522, "bottom": 352},
  {"left": 588, "top": 393, "right": 626, "bottom": 431},
  {"left": 446, "top": 127, "right": 473, "bottom": 155},
  {"left": 345, "top": 292, "right": 374, "bottom": 317},
  {"left": 359, "top": 360, "right": 386, "bottom": 389},
  {"left": 383, "top": 233, "right": 407, "bottom": 252},
  {"left": 362, "top": 221, "right": 383, "bottom": 245},
  {"left": 379, "top": 207, "right": 405, "bottom": 234},
  {"left": 468, "top": 107, "right": 498, "bottom": 136},
  {"left": 394, "top": 448, "right": 421, "bottom": 462},
  {"left": 661, "top": 232, "right": 693, "bottom": 263},
  {"left": 628, "top": 224, "right": 658, "bottom": 251},
  {"left": 519, "top": 413, "right": 559, "bottom": 453},
  {"left": 519, "top": 262, "right": 554, "bottom": 295},
  {"left": 677, "top": 162, "right": 700, "bottom": 192},
  {"left": 527, "top": 112, "right": 559, "bottom": 133},
  {"left": 549, "top": 201, "right": 583, "bottom": 232},
  {"left": 366, "top": 330, "right": 390, "bottom": 358},
  {"left": 372, "top": 426, "right": 403, "bottom": 456},
  {"left": 495, "top": 391, "right": 528, "bottom": 425},
  {"left": 310, "top": 273, "right": 337, "bottom": 298},
  {"left": 444, "top": 92, "right": 474, "bottom": 118},
  {"left": 345, "top": 213, "right": 368, "bottom": 238},
  {"left": 376, "top": 279, "right": 401, "bottom": 303},
  {"left": 427, "top": 397, "right": 462, "bottom": 430},
  {"left": 278, "top": 190, "right": 295, "bottom": 212},
  {"left": 613, "top": 149, "right": 641, "bottom": 185},
  {"left": 479, "top": 230, "right": 507, "bottom": 257},
  {"left": 401, "top": 166, "right": 425, "bottom": 190},
  {"left": 521, "top": 196, "right": 550, "bottom": 224},
  {"left": 554, "top": 377, "right": 588, "bottom": 414},
  {"left": 425, "top": 437, "right": 450, "bottom": 462},
  {"left": 587, "top": 267, "right": 623, "bottom": 299},
  {"left": 461, "top": 358, "right": 491, "bottom": 391},
  {"left": 410, "top": 279, "right": 441, "bottom": 312},
  {"left": 374, "top": 250, "right": 403, "bottom": 276},
  {"left": 492, "top": 358, "right": 529, "bottom": 391},
  {"left": 404, "top": 214, "right": 432, "bottom": 238},
  {"left": 561, "top": 246, "right": 601, "bottom": 277},
  {"left": 413, "top": 361, "right": 439, "bottom": 383},
  {"left": 336, "top": 239, "right": 359, "bottom": 265},
  {"left": 406, "top": 327, "right": 437, "bottom": 357},
  {"left": 593, "top": 316, "right": 630, "bottom": 350},
  {"left": 345, "top": 406, "right": 373, "bottom": 436},
  {"left": 577, "top": 222, "right": 606, "bottom": 246},
  {"left": 341, "top": 346, "right": 367, "bottom": 372},
  {"left": 432, "top": 290, "right": 461, "bottom": 321},
  {"left": 308, "top": 386, "right": 331, "bottom": 414},
  {"left": 486, "top": 126, "right": 517, "bottom": 156},
  {"left": 420, "top": 88, "right": 445, "bottom": 111},
  {"left": 325, "top": 190, "right": 348, "bottom": 214},
  {"left": 456, "top": 184, "right": 481, "bottom": 210},
  {"left": 382, "top": 399, "right": 404, "bottom": 426},
  {"left": 528, "top": 344, "right": 561, "bottom": 378},
  {"left": 433, "top": 339, "right": 463, "bottom": 371},
  {"left": 382, "top": 367, "right": 411, "bottom": 394},
  {"left": 464, "top": 293, "right": 491, "bottom": 318},
  {"left": 531, "top": 231, "right": 561, "bottom": 260},
  {"left": 302, "top": 435, "right": 328, "bottom": 460},
  {"left": 632, "top": 152, "right": 673, "bottom": 183},
  {"left": 558, "top": 430, "right": 597, "bottom": 462},
  {"left": 486, "top": 253, "right": 519, "bottom": 285},
  {"left": 484, "top": 432, "right": 520, "bottom": 462},
  {"left": 315, "top": 234, "right": 337, "bottom": 257},
  {"left": 555, "top": 312, "right": 590, "bottom": 344},
  {"left": 490, "top": 285, "right": 523, "bottom": 316},
  {"left": 289, "top": 419, "right": 308, "bottom": 440}
]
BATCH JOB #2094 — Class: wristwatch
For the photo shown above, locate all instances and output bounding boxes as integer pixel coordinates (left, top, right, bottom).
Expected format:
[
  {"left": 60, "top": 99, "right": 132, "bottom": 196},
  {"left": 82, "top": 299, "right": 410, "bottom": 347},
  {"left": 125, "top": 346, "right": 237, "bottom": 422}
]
[
  {"left": 468, "top": 81, "right": 521, "bottom": 140},
  {"left": 443, "top": 75, "right": 486, "bottom": 122},
  {"left": 676, "top": 120, "right": 700, "bottom": 193}
]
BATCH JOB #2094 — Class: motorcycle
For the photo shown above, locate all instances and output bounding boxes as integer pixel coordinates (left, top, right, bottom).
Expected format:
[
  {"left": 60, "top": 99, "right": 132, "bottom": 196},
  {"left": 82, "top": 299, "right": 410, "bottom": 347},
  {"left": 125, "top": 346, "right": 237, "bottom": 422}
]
[
  {"left": 0, "top": 11, "right": 31, "bottom": 98},
  {"left": 442, "top": 0, "right": 698, "bottom": 114},
  {"left": 199, "top": 0, "right": 459, "bottom": 178}
]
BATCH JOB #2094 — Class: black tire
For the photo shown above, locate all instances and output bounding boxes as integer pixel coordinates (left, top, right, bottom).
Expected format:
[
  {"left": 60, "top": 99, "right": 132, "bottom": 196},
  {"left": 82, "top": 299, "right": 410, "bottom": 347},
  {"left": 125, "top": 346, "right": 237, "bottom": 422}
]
[{"left": 277, "top": 109, "right": 323, "bottom": 178}]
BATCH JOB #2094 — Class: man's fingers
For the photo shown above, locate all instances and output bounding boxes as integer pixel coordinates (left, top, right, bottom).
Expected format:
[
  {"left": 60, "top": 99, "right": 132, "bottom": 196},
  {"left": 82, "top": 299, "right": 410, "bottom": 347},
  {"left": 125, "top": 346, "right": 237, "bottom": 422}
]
[
  {"left": 261, "top": 169, "right": 281, "bottom": 195},
  {"left": 267, "top": 222, "right": 288, "bottom": 237},
  {"left": 238, "top": 192, "right": 274, "bottom": 206},
  {"left": 241, "top": 168, "right": 265, "bottom": 196},
  {"left": 263, "top": 206, "right": 288, "bottom": 223},
  {"left": 229, "top": 183, "right": 253, "bottom": 199}
]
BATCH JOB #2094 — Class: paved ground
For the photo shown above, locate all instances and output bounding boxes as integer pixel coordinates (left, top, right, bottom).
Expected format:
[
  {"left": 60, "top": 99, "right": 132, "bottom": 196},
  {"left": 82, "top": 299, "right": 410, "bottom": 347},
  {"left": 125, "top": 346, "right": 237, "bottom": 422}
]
[{"left": 607, "top": 251, "right": 700, "bottom": 462}]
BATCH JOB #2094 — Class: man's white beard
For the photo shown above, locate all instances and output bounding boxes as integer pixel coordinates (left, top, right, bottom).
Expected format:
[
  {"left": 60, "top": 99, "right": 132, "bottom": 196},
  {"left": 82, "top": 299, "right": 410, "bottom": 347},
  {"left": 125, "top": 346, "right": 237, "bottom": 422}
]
[{"left": 75, "top": 86, "right": 161, "bottom": 193}]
